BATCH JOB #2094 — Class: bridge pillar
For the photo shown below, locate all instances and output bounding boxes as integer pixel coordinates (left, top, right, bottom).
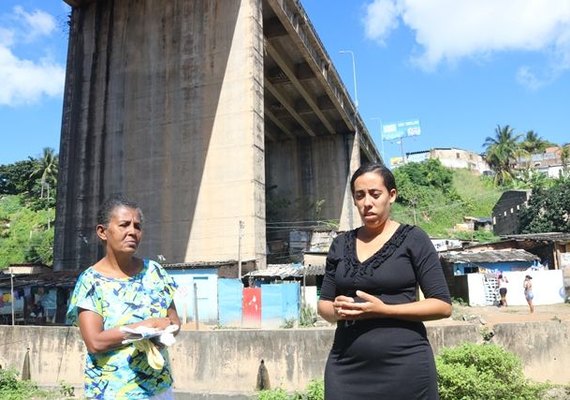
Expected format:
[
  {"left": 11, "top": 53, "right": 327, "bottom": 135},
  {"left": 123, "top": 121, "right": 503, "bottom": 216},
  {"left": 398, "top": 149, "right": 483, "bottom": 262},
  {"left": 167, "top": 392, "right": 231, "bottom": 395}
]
[
  {"left": 339, "top": 128, "right": 361, "bottom": 231},
  {"left": 55, "top": 1, "right": 266, "bottom": 270}
]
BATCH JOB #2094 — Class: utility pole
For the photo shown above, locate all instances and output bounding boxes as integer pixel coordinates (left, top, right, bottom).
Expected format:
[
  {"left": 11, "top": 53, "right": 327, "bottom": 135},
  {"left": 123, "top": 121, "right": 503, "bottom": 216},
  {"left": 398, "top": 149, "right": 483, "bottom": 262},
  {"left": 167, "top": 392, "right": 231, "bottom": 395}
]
[
  {"left": 193, "top": 282, "right": 199, "bottom": 330},
  {"left": 339, "top": 50, "right": 359, "bottom": 109},
  {"left": 238, "top": 220, "right": 245, "bottom": 279},
  {"left": 10, "top": 267, "right": 15, "bottom": 326}
]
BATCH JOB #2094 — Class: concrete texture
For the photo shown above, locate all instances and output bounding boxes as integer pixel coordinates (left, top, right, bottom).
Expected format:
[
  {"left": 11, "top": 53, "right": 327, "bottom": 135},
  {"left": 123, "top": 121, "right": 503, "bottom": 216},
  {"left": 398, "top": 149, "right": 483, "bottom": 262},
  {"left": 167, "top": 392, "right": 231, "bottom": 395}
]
[
  {"left": 55, "top": 0, "right": 382, "bottom": 272},
  {"left": 56, "top": 1, "right": 266, "bottom": 269},
  {"left": 0, "top": 321, "right": 567, "bottom": 397}
]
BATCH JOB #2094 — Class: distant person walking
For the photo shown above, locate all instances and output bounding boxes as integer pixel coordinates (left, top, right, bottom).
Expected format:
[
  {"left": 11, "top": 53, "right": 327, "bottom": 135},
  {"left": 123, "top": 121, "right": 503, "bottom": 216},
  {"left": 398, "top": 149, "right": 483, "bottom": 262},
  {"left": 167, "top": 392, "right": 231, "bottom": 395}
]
[
  {"left": 498, "top": 274, "right": 509, "bottom": 307},
  {"left": 523, "top": 275, "right": 534, "bottom": 313}
]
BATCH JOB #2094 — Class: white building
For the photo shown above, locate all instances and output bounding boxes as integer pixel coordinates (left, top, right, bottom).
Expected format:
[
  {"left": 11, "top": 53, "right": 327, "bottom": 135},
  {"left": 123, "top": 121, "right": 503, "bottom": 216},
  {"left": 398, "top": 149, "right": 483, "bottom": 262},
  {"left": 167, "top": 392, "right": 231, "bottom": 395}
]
[{"left": 405, "top": 148, "right": 491, "bottom": 174}]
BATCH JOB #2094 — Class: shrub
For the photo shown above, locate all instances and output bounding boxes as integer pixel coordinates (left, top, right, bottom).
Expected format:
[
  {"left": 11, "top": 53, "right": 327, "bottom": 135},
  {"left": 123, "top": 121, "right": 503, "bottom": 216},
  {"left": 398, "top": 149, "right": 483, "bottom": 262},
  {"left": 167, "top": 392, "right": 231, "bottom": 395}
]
[
  {"left": 257, "top": 379, "right": 324, "bottom": 400},
  {"left": 299, "top": 305, "right": 317, "bottom": 327},
  {"left": 304, "top": 379, "right": 324, "bottom": 400},
  {"left": 257, "top": 387, "right": 291, "bottom": 400},
  {"left": 0, "top": 368, "right": 39, "bottom": 400},
  {"left": 436, "top": 343, "right": 541, "bottom": 400}
]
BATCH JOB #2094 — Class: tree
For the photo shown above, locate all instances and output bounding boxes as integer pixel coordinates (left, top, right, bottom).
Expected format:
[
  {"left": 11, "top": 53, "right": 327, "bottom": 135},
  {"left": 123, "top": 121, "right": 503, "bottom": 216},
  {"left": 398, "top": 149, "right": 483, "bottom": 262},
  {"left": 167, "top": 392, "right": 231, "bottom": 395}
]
[
  {"left": 0, "top": 159, "right": 37, "bottom": 195},
  {"left": 0, "top": 195, "right": 55, "bottom": 267},
  {"left": 392, "top": 159, "right": 466, "bottom": 231},
  {"left": 29, "top": 147, "right": 58, "bottom": 200},
  {"left": 520, "top": 130, "right": 551, "bottom": 154},
  {"left": 560, "top": 144, "right": 570, "bottom": 172},
  {"left": 483, "top": 125, "right": 522, "bottom": 186},
  {"left": 518, "top": 177, "right": 570, "bottom": 233}
]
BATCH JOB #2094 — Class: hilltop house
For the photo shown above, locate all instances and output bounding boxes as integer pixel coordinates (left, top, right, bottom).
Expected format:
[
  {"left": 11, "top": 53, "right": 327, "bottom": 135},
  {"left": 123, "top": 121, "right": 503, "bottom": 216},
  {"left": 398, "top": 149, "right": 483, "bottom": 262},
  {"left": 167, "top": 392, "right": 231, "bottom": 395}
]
[
  {"left": 514, "top": 146, "right": 569, "bottom": 178},
  {"left": 405, "top": 148, "right": 491, "bottom": 174}
]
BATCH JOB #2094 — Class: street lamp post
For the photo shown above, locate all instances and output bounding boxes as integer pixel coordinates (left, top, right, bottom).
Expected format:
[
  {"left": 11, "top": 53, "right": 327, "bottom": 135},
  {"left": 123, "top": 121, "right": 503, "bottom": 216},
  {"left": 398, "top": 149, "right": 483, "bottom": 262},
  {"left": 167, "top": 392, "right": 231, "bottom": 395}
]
[
  {"left": 371, "top": 117, "right": 386, "bottom": 162},
  {"left": 339, "top": 50, "right": 360, "bottom": 230},
  {"left": 339, "top": 50, "right": 358, "bottom": 109}
]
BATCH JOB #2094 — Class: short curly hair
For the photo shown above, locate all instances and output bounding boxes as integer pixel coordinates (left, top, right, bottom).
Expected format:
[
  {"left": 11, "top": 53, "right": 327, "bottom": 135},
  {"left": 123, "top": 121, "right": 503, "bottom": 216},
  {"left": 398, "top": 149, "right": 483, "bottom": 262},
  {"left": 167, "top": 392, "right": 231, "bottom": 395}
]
[{"left": 96, "top": 195, "right": 144, "bottom": 227}]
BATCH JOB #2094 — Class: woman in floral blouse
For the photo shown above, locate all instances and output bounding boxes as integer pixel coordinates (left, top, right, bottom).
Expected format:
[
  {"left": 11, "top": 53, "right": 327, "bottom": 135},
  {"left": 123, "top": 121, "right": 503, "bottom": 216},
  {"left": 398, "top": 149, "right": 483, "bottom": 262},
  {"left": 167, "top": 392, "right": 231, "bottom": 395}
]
[{"left": 67, "top": 195, "right": 180, "bottom": 399}]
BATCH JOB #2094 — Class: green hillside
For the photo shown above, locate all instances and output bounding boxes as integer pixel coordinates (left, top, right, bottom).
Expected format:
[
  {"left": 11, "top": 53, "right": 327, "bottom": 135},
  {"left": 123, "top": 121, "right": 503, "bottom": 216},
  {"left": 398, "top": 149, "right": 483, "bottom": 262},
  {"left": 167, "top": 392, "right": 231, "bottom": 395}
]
[{"left": 392, "top": 166, "right": 503, "bottom": 241}]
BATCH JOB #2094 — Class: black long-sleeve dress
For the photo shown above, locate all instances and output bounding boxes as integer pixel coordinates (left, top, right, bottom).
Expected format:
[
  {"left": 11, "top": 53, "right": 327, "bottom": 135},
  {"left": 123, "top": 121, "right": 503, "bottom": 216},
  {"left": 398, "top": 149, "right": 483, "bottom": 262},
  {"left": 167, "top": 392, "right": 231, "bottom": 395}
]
[{"left": 319, "top": 224, "right": 451, "bottom": 400}]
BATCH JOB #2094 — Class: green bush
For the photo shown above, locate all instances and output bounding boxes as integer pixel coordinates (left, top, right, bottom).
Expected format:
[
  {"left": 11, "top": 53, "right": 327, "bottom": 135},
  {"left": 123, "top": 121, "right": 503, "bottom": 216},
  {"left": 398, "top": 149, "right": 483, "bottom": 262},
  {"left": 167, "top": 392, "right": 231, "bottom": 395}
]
[
  {"left": 0, "top": 368, "right": 71, "bottom": 400},
  {"left": 299, "top": 305, "right": 317, "bottom": 327},
  {"left": 257, "top": 379, "right": 324, "bottom": 400},
  {"left": 436, "top": 343, "right": 541, "bottom": 400},
  {"left": 258, "top": 387, "right": 291, "bottom": 400},
  {"left": 0, "top": 368, "right": 39, "bottom": 400},
  {"left": 304, "top": 379, "right": 324, "bottom": 400}
]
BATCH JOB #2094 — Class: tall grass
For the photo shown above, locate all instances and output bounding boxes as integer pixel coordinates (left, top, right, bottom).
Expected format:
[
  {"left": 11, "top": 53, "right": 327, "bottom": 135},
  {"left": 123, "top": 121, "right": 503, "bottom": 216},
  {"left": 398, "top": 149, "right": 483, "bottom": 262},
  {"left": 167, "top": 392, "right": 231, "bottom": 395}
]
[{"left": 393, "top": 169, "right": 502, "bottom": 240}]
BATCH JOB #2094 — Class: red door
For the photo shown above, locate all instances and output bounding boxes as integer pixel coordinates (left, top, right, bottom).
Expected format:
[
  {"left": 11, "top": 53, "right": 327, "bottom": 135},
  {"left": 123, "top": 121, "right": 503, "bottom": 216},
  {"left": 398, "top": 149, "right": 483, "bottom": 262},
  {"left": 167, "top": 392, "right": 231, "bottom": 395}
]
[{"left": 242, "top": 287, "right": 261, "bottom": 328}]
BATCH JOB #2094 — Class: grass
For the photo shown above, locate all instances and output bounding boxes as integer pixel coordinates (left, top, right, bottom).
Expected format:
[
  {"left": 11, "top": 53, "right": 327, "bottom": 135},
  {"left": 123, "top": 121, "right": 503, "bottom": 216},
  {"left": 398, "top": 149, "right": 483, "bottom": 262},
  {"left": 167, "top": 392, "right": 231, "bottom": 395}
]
[{"left": 394, "top": 169, "right": 503, "bottom": 241}]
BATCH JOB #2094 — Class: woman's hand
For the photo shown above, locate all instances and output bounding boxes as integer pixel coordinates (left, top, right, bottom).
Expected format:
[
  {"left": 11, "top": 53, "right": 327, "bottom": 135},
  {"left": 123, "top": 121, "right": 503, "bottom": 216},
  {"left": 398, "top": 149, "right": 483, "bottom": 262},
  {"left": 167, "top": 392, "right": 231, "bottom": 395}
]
[
  {"left": 145, "top": 317, "right": 173, "bottom": 330},
  {"left": 333, "top": 290, "right": 387, "bottom": 320}
]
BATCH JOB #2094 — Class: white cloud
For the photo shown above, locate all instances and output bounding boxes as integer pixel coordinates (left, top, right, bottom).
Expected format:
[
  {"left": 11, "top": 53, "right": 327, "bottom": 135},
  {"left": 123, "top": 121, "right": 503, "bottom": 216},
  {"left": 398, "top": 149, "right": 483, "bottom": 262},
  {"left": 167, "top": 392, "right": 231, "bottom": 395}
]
[
  {"left": 516, "top": 66, "right": 548, "bottom": 91},
  {"left": 362, "top": 0, "right": 570, "bottom": 84},
  {"left": 0, "top": 6, "right": 64, "bottom": 106},
  {"left": 363, "top": 0, "right": 400, "bottom": 46},
  {"left": 13, "top": 6, "right": 56, "bottom": 41}
]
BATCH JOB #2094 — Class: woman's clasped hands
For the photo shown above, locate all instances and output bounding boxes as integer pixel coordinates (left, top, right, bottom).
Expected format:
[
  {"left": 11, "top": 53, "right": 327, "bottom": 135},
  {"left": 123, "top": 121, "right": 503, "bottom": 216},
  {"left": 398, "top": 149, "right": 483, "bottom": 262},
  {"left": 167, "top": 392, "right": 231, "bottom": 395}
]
[{"left": 333, "top": 290, "right": 389, "bottom": 320}]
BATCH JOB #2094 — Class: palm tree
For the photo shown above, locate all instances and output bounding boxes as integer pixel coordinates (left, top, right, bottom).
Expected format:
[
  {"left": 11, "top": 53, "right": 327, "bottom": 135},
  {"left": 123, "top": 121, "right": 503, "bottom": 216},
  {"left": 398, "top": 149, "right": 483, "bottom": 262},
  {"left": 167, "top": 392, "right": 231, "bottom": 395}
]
[
  {"left": 561, "top": 144, "right": 570, "bottom": 172},
  {"left": 483, "top": 125, "right": 521, "bottom": 186},
  {"left": 29, "top": 147, "right": 58, "bottom": 199},
  {"left": 520, "top": 130, "right": 550, "bottom": 154}
]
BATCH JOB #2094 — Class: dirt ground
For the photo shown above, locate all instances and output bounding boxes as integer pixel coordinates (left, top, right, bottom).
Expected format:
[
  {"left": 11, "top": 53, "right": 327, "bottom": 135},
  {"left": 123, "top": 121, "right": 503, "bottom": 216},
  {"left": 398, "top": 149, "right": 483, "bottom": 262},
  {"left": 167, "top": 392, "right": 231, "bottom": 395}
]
[
  {"left": 429, "top": 302, "right": 570, "bottom": 327},
  {"left": 178, "top": 303, "right": 570, "bottom": 331}
]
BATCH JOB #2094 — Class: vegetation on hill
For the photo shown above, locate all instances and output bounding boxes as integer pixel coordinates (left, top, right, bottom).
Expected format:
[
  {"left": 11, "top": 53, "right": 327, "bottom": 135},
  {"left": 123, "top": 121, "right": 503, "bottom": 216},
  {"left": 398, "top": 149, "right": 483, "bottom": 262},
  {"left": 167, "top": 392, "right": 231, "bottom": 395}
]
[
  {"left": 519, "top": 176, "right": 570, "bottom": 233},
  {"left": 392, "top": 159, "right": 502, "bottom": 241},
  {"left": 391, "top": 124, "right": 570, "bottom": 237},
  {"left": 1, "top": 132, "right": 568, "bottom": 269},
  {"left": 0, "top": 148, "right": 57, "bottom": 268},
  {"left": 483, "top": 124, "right": 567, "bottom": 186}
]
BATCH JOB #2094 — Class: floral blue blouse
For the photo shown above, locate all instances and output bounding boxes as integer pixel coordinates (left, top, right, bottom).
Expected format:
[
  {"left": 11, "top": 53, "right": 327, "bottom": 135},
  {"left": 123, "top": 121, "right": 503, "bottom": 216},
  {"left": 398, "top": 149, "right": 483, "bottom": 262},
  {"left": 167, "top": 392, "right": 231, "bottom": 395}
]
[{"left": 67, "top": 259, "right": 178, "bottom": 399}]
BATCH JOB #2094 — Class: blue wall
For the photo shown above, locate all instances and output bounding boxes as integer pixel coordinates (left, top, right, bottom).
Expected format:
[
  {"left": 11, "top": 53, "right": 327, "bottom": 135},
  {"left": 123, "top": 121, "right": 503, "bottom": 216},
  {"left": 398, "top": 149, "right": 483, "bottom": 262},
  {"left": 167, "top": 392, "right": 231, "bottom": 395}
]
[
  {"left": 454, "top": 261, "right": 535, "bottom": 275},
  {"left": 218, "top": 278, "right": 243, "bottom": 326},
  {"left": 169, "top": 269, "right": 219, "bottom": 324},
  {"left": 261, "top": 282, "right": 300, "bottom": 328},
  {"left": 168, "top": 268, "right": 301, "bottom": 327}
]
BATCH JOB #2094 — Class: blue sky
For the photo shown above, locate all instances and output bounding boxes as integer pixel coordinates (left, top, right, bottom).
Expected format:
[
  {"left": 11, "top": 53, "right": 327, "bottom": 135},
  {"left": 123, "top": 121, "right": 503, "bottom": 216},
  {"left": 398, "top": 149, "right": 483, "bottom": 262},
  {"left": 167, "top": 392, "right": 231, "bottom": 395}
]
[{"left": 1, "top": 1, "right": 569, "bottom": 167}]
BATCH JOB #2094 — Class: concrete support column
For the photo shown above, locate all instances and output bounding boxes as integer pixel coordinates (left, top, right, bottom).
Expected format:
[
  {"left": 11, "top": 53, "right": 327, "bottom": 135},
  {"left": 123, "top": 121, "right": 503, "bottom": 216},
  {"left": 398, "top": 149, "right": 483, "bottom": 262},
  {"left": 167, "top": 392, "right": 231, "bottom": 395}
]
[
  {"left": 55, "top": 0, "right": 266, "bottom": 270},
  {"left": 338, "top": 129, "right": 361, "bottom": 231}
]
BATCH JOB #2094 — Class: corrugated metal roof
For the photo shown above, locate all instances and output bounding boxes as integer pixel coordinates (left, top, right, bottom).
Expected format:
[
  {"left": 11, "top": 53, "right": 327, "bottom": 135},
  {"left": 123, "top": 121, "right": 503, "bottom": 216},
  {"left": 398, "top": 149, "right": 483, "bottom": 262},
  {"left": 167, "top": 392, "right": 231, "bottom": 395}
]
[
  {"left": 244, "top": 263, "right": 327, "bottom": 278},
  {"left": 501, "top": 232, "right": 570, "bottom": 242},
  {"left": 304, "top": 264, "right": 325, "bottom": 276},
  {"left": 163, "top": 260, "right": 240, "bottom": 269},
  {"left": 441, "top": 249, "right": 539, "bottom": 263},
  {"left": 244, "top": 264, "right": 305, "bottom": 279},
  {"left": 0, "top": 270, "right": 80, "bottom": 289}
]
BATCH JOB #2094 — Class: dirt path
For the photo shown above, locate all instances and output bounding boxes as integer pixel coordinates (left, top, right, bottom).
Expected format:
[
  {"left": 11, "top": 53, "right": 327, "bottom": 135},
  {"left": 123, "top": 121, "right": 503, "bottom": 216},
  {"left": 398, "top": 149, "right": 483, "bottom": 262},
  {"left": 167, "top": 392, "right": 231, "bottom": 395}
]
[{"left": 428, "top": 302, "right": 570, "bottom": 327}]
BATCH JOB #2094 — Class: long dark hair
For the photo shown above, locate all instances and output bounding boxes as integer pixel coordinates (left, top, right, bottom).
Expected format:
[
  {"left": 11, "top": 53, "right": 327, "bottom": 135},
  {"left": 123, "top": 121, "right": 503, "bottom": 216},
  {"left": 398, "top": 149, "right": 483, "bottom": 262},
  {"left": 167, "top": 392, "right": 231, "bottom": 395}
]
[{"left": 350, "top": 163, "right": 396, "bottom": 194}]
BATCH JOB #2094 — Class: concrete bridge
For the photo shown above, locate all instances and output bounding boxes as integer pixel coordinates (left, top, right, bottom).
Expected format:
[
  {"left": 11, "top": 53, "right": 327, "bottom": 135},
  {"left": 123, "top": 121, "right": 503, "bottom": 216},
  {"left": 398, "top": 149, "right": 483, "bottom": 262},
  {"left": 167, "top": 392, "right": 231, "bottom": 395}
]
[{"left": 55, "top": 0, "right": 382, "bottom": 271}]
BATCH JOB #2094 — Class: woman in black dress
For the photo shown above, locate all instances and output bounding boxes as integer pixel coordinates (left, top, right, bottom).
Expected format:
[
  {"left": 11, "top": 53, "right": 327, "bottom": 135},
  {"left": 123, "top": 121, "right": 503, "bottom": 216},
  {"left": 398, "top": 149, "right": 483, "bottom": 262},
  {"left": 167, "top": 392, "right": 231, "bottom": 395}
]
[{"left": 317, "top": 163, "right": 452, "bottom": 400}]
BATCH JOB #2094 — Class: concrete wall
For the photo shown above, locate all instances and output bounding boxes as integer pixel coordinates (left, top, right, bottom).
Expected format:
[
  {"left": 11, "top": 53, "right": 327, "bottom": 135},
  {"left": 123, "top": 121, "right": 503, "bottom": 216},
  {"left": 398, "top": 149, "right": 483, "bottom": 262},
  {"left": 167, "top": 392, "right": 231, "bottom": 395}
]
[
  {"left": 466, "top": 270, "right": 565, "bottom": 307},
  {"left": 431, "top": 148, "right": 490, "bottom": 174},
  {"left": 1, "top": 322, "right": 568, "bottom": 397},
  {"left": 491, "top": 190, "right": 530, "bottom": 236},
  {"left": 55, "top": 0, "right": 266, "bottom": 270},
  {"left": 265, "top": 134, "right": 353, "bottom": 225}
]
